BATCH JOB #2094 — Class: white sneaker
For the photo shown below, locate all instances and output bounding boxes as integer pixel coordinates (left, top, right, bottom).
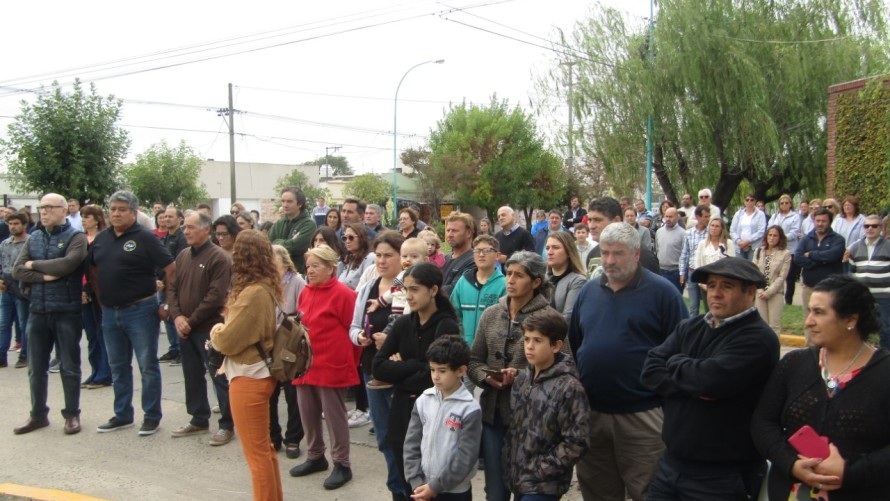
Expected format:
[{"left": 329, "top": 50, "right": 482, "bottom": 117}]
[{"left": 347, "top": 410, "right": 370, "bottom": 428}]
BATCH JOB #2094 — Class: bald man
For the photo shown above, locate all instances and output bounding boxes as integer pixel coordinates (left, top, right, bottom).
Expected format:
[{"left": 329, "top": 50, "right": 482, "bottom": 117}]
[
  {"left": 494, "top": 206, "right": 535, "bottom": 263},
  {"left": 655, "top": 207, "right": 686, "bottom": 294},
  {"left": 12, "top": 193, "right": 88, "bottom": 435}
]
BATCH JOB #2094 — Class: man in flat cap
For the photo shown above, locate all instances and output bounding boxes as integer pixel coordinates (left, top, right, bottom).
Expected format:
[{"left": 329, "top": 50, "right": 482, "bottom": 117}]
[{"left": 641, "top": 257, "right": 779, "bottom": 500}]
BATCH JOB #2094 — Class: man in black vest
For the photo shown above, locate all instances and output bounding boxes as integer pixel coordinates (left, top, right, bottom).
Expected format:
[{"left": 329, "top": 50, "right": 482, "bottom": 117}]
[{"left": 12, "top": 193, "right": 88, "bottom": 435}]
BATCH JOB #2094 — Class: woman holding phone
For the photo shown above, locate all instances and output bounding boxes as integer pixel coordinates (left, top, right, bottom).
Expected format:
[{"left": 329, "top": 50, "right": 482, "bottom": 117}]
[{"left": 752, "top": 275, "right": 890, "bottom": 500}]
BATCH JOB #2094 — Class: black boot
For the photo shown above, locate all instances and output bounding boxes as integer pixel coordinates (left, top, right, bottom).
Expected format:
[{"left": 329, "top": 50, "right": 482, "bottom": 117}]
[
  {"left": 323, "top": 462, "right": 353, "bottom": 490},
  {"left": 289, "top": 456, "right": 329, "bottom": 477}
]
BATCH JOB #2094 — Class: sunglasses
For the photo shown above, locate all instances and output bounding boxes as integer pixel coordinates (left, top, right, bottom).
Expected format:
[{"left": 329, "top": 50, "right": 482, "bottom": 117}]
[
  {"left": 864, "top": 224, "right": 881, "bottom": 229},
  {"left": 745, "top": 198, "right": 755, "bottom": 202},
  {"left": 342, "top": 234, "right": 357, "bottom": 242},
  {"left": 215, "top": 232, "right": 230, "bottom": 238},
  {"left": 699, "top": 195, "right": 710, "bottom": 199}
]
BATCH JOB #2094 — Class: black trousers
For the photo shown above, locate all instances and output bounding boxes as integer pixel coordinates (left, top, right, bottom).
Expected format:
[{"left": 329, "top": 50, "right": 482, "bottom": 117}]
[
  {"left": 269, "top": 380, "right": 304, "bottom": 447},
  {"left": 646, "top": 458, "right": 765, "bottom": 501},
  {"left": 180, "top": 329, "right": 233, "bottom": 430}
]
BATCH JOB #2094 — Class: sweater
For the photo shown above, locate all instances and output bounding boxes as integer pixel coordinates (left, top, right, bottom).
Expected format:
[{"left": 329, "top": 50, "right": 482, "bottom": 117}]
[
  {"left": 547, "top": 271, "right": 587, "bottom": 323},
  {"left": 268, "top": 209, "right": 316, "bottom": 274},
  {"left": 751, "top": 347, "right": 890, "bottom": 501},
  {"left": 294, "top": 275, "right": 359, "bottom": 387},
  {"left": 210, "top": 284, "right": 276, "bottom": 365},
  {"left": 504, "top": 353, "right": 590, "bottom": 496},
  {"left": 849, "top": 237, "right": 890, "bottom": 300},
  {"left": 167, "top": 241, "right": 231, "bottom": 332},
  {"left": 793, "top": 229, "right": 845, "bottom": 287},
  {"left": 468, "top": 294, "right": 567, "bottom": 424},
  {"left": 403, "top": 385, "right": 482, "bottom": 495},
  {"left": 449, "top": 267, "right": 506, "bottom": 345},
  {"left": 641, "top": 309, "right": 778, "bottom": 474},
  {"left": 655, "top": 224, "right": 685, "bottom": 270},
  {"left": 568, "top": 267, "right": 688, "bottom": 414}
]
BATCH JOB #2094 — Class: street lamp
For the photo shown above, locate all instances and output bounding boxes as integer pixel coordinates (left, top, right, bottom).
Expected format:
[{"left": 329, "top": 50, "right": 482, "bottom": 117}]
[{"left": 393, "top": 59, "right": 445, "bottom": 223}]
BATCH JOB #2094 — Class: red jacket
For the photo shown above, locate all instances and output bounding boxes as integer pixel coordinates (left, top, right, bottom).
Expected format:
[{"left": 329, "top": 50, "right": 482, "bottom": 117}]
[{"left": 294, "top": 275, "right": 360, "bottom": 388}]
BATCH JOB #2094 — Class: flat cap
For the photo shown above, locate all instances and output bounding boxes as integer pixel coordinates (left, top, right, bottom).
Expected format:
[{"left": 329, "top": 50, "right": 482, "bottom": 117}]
[{"left": 691, "top": 257, "right": 766, "bottom": 289}]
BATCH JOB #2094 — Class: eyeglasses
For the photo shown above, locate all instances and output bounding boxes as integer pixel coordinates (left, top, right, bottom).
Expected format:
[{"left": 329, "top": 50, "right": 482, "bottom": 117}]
[
  {"left": 864, "top": 224, "right": 881, "bottom": 229},
  {"left": 342, "top": 234, "right": 357, "bottom": 242},
  {"left": 37, "top": 205, "right": 65, "bottom": 211},
  {"left": 472, "top": 248, "right": 497, "bottom": 256},
  {"left": 699, "top": 195, "right": 710, "bottom": 199},
  {"left": 230, "top": 210, "right": 239, "bottom": 215},
  {"left": 780, "top": 201, "right": 791, "bottom": 205},
  {"left": 215, "top": 232, "right": 231, "bottom": 238},
  {"left": 745, "top": 198, "right": 755, "bottom": 202}
]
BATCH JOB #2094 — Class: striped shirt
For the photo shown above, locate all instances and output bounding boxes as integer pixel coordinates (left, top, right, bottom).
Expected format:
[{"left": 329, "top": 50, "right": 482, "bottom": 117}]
[
  {"left": 850, "top": 237, "right": 890, "bottom": 299},
  {"left": 679, "top": 225, "right": 708, "bottom": 277}
]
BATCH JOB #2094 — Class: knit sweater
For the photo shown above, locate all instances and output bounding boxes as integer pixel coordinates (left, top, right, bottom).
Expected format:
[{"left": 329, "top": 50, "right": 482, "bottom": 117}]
[
  {"left": 849, "top": 237, "right": 890, "bottom": 300},
  {"left": 268, "top": 209, "right": 316, "bottom": 274},
  {"left": 210, "top": 284, "right": 276, "bottom": 365},
  {"left": 794, "top": 229, "right": 846, "bottom": 287},
  {"left": 751, "top": 347, "right": 890, "bottom": 500},
  {"left": 294, "top": 275, "right": 359, "bottom": 387},
  {"left": 642, "top": 309, "right": 779, "bottom": 474}
]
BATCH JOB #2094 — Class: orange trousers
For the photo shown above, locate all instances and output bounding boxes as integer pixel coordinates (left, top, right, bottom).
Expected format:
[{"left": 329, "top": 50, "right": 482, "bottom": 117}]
[{"left": 229, "top": 376, "right": 283, "bottom": 501}]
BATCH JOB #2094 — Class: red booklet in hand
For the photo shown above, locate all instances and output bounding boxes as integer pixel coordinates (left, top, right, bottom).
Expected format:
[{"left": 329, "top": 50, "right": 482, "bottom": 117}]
[{"left": 788, "top": 425, "right": 830, "bottom": 460}]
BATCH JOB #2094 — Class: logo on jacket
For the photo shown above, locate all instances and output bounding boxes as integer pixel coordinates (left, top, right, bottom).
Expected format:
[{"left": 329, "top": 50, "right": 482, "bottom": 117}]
[
  {"left": 123, "top": 240, "right": 137, "bottom": 252},
  {"left": 444, "top": 414, "right": 463, "bottom": 431},
  {"left": 57, "top": 242, "right": 66, "bottom": 249}
]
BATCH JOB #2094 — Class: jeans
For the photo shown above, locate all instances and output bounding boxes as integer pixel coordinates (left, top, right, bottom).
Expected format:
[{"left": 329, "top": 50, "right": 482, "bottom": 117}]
[
  {"left": 0, "top": 292, "right": 29, "bottom": 362},
  {"left": 481, "top": 410, "right": 511, "bottom": 501},
  {"left": 517, "top": 495, "right": 558, "bottom": 501},
  {"left": 876, "top": 298, "right": 890, "bottom": 350},
  {"left": 269, "top": 381, "right": 304, "bottom": 448},
  {"left": 686, "top": 272, "right": 703, "bottom": 316},
  {"left": 180, "top": 329, "right": 233, "bottom": 430},
  {"left": 102, "top": 296, "right": 163, "bottom": 422},
  {"left": 82, "top": 300, "right": 111, "bottom": 384},
  {"left": 27, "top": 311, "right": 82, "bottom": 419},
  {"left": 363, "top": 371, "right": 405, "bottom": 496},
  {"left": 738, "top": 248, "right": 752, "bottom": 260},
  {"left": 659, "top": 269, "right": 683, "bottom": 295},
  {"left": 158, "top": 292, "right": 179, "bottom": 356},
  {"left": 647, "top": 458, "right": 765, "bottom": 501}
]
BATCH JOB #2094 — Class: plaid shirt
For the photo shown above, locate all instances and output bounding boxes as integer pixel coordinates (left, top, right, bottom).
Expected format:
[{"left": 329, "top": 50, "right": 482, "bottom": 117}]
[{"left": 679, "top": 225, "right": 708, "bottom": 277}]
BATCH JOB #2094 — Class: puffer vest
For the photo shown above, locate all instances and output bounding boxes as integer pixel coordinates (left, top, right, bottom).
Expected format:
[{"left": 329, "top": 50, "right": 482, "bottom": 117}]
[{"left": 27, "top": 222, "right": 83, "bottom": 314}]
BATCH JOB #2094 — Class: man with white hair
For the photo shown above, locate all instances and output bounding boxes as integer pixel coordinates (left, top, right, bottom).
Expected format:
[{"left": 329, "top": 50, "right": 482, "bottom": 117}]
[
  {"left": 494, "top": 205, "right": 535, "bottom": 263},
  {"left": 688, "top": 189, "right": 721, "bottom": 227},
  {"left": 569, "top": 222, "right": 688, "bottom": 501},
  {"left": 849, "top": 214, "right": 890, "bottom": 349}
]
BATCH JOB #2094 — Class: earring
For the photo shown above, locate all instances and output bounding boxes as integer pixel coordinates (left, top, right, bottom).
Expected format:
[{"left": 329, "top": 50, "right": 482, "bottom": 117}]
[{"left": 847, "top": 326, "right": 854, "bottom": 331}]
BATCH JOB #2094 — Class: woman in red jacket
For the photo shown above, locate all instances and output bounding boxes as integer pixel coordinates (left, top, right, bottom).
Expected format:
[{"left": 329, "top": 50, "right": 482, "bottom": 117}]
[{"left": 288, "top": 244, "right": 359, "bottom": 490}]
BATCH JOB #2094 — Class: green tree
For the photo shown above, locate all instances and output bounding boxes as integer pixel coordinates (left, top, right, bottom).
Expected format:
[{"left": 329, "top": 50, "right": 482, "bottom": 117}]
[
  {"left": 273, "top": 169, "right": 330, "bottom": 205},
  {"left": 402, "top": 147, "right": 449, "bottom": 223},
  {"left": 425, "top": 97, "right": 566, "bottom": 224},
  {"left": 1, "top": 79, "right": 130, "bottom": 204},
  {"left": 123, "top": 140, "right": 209, "bottom": 207},
  {"left": 540, "top": 0, "right": 889, "bottom": 209},
  {"left": 344, "top": 173, "right": 390, "bottom": 207},
  {"left": 300, "top": 155, "right": 353, "bottom": 176}
]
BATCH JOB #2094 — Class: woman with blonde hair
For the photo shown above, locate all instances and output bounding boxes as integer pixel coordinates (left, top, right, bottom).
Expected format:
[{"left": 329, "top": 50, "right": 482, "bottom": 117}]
[
  {"left": 210, "top": 230, "right": 283, "bottom": 501},
  {"left": 544, "top": 231, "right": 588, "bottom": 322},
  {"left": 754, "top": 226, "right": 792, "bottom": 334},
  {"left": 695, "top": 217, "right": 736, "bottom": 270},
  {"left": 833, "top": 195, "right": 866, "bottom": 249},
  {"left": 289, "top": 245, "right": 359, "bottom": 490}
]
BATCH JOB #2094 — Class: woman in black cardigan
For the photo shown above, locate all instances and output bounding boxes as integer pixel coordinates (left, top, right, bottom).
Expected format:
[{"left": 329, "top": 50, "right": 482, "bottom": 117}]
[{"left": 751, "top": 275, "right": 890, "bottom": 500}]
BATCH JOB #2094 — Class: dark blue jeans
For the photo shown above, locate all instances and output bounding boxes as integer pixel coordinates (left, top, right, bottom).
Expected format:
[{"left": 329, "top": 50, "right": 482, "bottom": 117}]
[
  {"left": 0, "top": 291, "right": 29, "bottom": 362},
  {"left": 363, "top": 371, "right": 405, "bottom": 496},
  {"left": 180, "top": 329, "right": 233, "bottom": 430},
  {"left": 82, "top": 300, "right": 111, "bottom": 384},
  {"left": 516, "top": 495, "right": 558, "bottom": 501},
  {"left": 158, "top": 292, "right": 179, "bottom": 356},
  {"left": 102, "top": 297, "right": 163, "bottom": 423},
  {"left": 27, "top": 311, "right": 82, "bottom": 419},
  {"left": 660, "top": 269, "right": 683, "bottom": 295},
  {"left": 876, "top": 298, "right": 890, "bottom": 350},
  {"left": 481, "top": 410, "right": 512, "bottom": 501},
  {"left": 686, "top": 271, "right": 703, "bottom": 316}
]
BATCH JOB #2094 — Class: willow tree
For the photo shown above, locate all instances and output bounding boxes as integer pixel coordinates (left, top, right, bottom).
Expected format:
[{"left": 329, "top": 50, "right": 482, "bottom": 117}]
[{"left": 540, "top": 0, "right": 888, "bottom": 209}]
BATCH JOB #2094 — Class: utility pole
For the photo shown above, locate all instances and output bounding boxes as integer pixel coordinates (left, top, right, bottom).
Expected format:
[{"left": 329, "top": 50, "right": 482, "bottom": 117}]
[
  {"left": 645, "top": 0, "right": 655, "bottom": 210},
  {"left": 216, "top": 83, "right": 240, "bottom": 204},
  {"left": 324, "top": 145, "right": 341, "bottom": 178},
  {"left": 559, "top": 61, "right": 577, "bottom": 174}
]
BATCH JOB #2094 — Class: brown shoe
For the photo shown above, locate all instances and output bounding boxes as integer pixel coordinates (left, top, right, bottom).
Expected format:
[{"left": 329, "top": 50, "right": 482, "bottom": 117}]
[
  {"left": 171, "top": 423, "right": 209, "bottom": 438},
  {"left": 64, "top": 416, "right": 81, "bottom": 435},
  {"left": 13, "top": 416, "right": 50, "bottom": 435},
  {"left": 208, "top": 428, "right": 234, "bottom": 446},
  {"left": 365, "top": 379, "right": 393, "bottom": 390}
]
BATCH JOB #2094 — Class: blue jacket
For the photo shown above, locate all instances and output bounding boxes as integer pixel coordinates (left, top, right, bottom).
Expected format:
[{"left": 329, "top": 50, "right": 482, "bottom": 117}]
[
  {"left": 793, "top": 228, "right": 845, "bottom": 287},
  {"left": 12, "top": 221, "right": 86, "bottom": 314},
  {"left": 450, "top": 268, "right": 506, "bottom": 345}
]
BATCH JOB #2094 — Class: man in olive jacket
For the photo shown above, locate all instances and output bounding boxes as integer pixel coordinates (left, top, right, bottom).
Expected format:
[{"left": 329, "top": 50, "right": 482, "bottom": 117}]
[{"left": 268, "top": 187, "right": 316, "bottom": 275}]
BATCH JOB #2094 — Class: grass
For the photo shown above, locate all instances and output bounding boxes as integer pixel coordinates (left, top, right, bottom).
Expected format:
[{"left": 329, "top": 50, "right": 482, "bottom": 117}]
[{"left": 780, "top": 304, "right": 805, "bottom": 337}]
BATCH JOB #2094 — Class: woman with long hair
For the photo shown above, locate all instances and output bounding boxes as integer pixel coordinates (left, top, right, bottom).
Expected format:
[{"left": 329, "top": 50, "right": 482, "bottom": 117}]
[
  {"left": 544, "top": 231, "right": 588, "bottom": 322},
  {"left": 349, "top": 231, "right": 407, "bottom": 498},
  {"left": 373, "top": 262, "right": 460, "bottom": 499},
  {"left": 213, "top": 215, "right": 241, "bottom": 255},
  {"left": 468, "top": 251, "right": 565, "bottom": 501},
  {"left": 695, "top": 217, "right": 736, "bottom": 270},
  {"left": 268, "top": 245, "right": 306, "bottom": 457},
  {"left": 478, "top": 217, "right": 493, "bottom": 236},
  {"left": 324, "top": 208, "right": 341, "bottom": 232},
  {"left": 289, "top": 245, "right": 359, "bottom": 490},
  {"left": 397, "top": 208, "right": 421, "bottom": 239},
  {"left": 80, "top": 205, "right": 112, "bottom": 389},
  {"left": 754, "top": 226, "right": 792, "bottom": 334},
  {"left": 731, "top": 193, "right": 767, "bottom": 260},
  {"left": 753, "top": 275, "right": 890, "bottom": 500},
  {"left": 833, "top": 195, "right": 866, "bottom": 249},
  {"left": 311, "top": 226, "right": 344, "bottom": 258},
  {"left": 210, "top": 230, "right": 283, "bottom": 501},
  {"left": 338, "top": 223, "right": 375, "bottom": 290},
  {"left": 235, "top": 212, "right": 256, "bottom": 231},
  {"left": 769, "top": 194, "right": 803, "bottom": 305}
]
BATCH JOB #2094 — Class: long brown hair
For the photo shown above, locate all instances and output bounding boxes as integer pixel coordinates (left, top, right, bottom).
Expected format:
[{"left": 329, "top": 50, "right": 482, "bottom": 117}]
[
  {"left": 230, "top": 229, "right": 282, "bottom": 303},
  {"left": 342, "top": 222, "right": 370, "bottom": 267}
]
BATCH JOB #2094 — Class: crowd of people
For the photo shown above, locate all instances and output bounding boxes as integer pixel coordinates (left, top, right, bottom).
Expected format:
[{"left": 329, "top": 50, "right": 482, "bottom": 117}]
[{"left": 2, "top": 186, "right": 890, "bottom": 501}]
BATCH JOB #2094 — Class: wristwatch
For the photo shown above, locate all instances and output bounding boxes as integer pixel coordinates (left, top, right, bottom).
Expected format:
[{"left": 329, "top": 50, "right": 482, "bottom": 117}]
[{"left": 162, "top": 304, "right": 169, "bottom": 311}]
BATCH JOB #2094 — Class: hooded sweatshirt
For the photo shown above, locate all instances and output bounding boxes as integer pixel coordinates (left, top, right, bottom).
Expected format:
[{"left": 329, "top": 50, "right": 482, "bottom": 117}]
[{"left": 450, "top": 267, "right": 506, "bottom": 345}]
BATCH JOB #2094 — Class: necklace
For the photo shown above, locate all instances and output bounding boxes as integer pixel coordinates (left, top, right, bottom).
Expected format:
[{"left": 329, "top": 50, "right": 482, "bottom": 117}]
[{"left": 821, "top": 343, "right": 867, "bottom": 390}]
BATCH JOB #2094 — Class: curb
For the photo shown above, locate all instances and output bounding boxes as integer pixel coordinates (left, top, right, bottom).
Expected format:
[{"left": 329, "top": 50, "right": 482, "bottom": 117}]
[
  {"left": 0, "top": 484, "right": 109, "bottom": 501},
  {"left": 780, "top": 334, "right": 806, "bottom": 347}
]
